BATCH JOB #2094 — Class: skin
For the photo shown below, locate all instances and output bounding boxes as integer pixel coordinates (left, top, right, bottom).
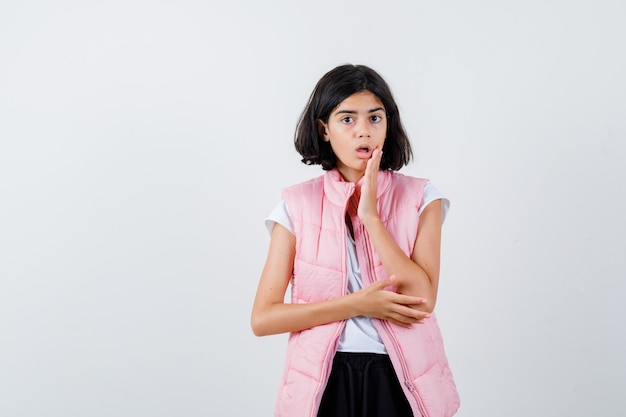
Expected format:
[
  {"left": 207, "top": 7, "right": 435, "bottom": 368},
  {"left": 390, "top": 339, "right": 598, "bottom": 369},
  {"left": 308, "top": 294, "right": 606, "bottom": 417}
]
[{"left": 251, "top": 90, "right": 443, "bottom": 336}]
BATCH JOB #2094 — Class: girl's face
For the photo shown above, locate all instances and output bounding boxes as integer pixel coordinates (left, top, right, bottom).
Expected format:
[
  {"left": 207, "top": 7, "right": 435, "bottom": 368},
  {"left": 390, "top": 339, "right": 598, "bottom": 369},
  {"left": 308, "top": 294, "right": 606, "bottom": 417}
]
[{"left": 319, "top": 90, "right": 387, "bottom": 183}]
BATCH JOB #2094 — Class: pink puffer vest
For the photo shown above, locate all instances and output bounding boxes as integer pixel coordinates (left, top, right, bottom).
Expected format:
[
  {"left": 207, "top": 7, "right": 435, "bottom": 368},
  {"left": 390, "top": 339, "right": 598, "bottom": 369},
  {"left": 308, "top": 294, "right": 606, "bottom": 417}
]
[{"left": 276, "top": 168, "right": 460, "bottom": 417}]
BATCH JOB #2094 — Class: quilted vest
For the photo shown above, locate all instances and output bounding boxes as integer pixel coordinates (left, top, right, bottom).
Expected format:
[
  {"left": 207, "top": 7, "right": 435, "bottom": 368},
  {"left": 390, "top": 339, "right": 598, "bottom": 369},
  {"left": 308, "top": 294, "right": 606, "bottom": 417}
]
[{"left": 276, "top": 168, "right": 460, "bottom": 417}]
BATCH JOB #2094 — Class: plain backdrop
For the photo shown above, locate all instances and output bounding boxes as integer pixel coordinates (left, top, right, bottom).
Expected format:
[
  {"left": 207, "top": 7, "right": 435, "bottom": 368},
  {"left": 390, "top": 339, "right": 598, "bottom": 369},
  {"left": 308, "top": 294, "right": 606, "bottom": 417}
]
[{"left": 1, "top": 1, "right": 625, "bottom": 416}]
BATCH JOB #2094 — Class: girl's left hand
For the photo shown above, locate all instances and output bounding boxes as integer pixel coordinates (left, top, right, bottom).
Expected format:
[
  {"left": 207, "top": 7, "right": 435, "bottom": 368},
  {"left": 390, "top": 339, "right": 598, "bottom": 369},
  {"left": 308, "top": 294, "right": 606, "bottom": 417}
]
[{"left": 357, "top": 147, "right": 382, "bottom": 223}]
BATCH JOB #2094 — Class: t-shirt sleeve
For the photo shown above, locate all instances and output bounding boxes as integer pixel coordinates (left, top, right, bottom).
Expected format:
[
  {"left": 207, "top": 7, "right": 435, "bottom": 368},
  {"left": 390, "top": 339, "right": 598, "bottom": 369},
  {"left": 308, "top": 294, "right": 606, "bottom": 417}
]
[
  {"left": 265, "top": 200, "right": 295, "bottom": 235},
  {"left": 267, "top": 184, "right": 447, "bottom": 233},
  {"left": 419, "top": 182, "right": 450, "bottom": 224}
]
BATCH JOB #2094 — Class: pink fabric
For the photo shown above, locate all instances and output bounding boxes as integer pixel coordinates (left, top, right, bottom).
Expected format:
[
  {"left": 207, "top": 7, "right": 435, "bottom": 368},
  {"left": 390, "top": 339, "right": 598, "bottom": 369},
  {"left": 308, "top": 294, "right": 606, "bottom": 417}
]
[{"left": 276, "top": 169, "right": 460, "bottom": 417}]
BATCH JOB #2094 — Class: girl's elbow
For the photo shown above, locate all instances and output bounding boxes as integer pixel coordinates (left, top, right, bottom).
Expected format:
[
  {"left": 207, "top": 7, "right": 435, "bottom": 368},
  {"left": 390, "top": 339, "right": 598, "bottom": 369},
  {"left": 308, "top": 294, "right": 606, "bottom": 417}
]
[
  {"left": 250, "top": 313, "right": 267, "bottom": 336},
  {"left": 423, "top": 296, "right": 438, "bottom": 314},
  {"left": 424, "top": 302, "right": 435, "bottom": 314},
  {"left": 251, "top": 326, "right": 267, "bottom": 337},
  {"left": 250, "top": 313, "right": 271, "bottom": 337}
]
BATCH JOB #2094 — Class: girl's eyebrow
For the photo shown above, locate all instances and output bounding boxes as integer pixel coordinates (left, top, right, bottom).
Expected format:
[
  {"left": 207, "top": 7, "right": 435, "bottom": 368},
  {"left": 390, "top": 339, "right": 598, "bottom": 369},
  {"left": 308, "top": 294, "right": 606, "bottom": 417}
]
[{"left": 334, "top": 107, "right": 385, "bottom": 115}]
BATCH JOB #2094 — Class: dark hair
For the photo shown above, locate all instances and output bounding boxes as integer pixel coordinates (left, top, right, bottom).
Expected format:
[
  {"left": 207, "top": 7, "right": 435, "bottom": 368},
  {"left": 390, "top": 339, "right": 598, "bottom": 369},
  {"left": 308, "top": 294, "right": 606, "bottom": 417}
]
[{"left": 294, "top": 64, "right": 413, "bottom": 170}]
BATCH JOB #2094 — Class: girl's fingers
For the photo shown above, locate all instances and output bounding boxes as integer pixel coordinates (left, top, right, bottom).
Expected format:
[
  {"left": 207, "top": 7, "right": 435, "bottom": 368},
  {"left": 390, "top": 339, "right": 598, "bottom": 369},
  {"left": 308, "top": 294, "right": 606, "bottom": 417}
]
[
  {"left": 391, "top": 292, "right": 428, "bottom": 306},
  {"left": 395, "top": 305, "right": 430, "bottom": 321},
  {"left": 358, "top": 148, "right": 382, "bottom": 221},
  {"left": 365, "top": 148, "right": 382, "bottom": 178},
  {"left": 370, "top": 277, "right": 392, "bottom": 290},
  {"left": 388, "top": 311, "right": 427, "bottom": 327}
]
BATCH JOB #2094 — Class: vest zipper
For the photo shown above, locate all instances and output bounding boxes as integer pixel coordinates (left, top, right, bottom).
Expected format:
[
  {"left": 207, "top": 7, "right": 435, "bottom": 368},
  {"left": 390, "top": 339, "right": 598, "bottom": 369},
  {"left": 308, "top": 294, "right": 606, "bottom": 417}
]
[{"left": 360, "top": 222, "right": 429, "bottom": 417}]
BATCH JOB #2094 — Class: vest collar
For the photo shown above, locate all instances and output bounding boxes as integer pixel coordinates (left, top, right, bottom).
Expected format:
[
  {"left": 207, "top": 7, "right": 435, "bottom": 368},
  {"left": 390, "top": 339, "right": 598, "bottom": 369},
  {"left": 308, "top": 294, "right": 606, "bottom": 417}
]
[{"left": 323, "top": 168, "right": 392, "bottom": 207}]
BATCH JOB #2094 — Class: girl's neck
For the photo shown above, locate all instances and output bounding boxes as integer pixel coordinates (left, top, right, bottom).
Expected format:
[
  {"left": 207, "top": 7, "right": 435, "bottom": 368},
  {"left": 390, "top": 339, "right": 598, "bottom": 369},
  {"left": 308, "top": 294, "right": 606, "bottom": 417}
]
[{"left": 337, "top": 170, "right": 365, "bottom": 184}]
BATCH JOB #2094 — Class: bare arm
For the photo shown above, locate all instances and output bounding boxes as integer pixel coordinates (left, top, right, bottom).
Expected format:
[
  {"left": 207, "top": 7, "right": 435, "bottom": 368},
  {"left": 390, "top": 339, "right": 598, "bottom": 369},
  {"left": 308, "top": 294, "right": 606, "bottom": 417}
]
[
  {"left": 360, "top": 201, "right": 442, "bottom": 313},
  {"left": 358, "top": 149, "right": 443, "bottom": 313},
  {"left": 250, "top": 222, "right": 430, "bottom": 336}
]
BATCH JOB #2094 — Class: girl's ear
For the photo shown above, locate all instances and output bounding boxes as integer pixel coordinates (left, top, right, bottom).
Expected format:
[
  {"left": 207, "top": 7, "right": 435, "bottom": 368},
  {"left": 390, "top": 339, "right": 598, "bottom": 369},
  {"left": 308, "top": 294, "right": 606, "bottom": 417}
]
[{"left": 317, "top": 120, "right": 330, "bottom": 142}]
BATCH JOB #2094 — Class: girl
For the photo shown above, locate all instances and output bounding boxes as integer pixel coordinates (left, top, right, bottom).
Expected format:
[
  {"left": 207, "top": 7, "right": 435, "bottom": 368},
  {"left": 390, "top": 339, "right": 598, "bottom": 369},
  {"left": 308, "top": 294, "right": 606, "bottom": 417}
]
[{"left": 251, "top": 64, "right": 459, "bottom": 417}]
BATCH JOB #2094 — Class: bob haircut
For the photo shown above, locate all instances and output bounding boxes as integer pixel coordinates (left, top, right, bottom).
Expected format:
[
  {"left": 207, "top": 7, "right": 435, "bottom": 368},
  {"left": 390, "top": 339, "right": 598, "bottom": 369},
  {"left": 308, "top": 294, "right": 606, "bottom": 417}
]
[{"left": 295, "top": 64, "right": 413, "bottom": 171}]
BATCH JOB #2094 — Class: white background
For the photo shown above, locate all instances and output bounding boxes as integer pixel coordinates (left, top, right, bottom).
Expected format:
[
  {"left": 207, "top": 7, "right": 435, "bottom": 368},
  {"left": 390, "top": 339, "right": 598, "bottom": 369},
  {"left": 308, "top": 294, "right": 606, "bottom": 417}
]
[{"left": 1, "top": 1, "right": 625, "bottom": 416}]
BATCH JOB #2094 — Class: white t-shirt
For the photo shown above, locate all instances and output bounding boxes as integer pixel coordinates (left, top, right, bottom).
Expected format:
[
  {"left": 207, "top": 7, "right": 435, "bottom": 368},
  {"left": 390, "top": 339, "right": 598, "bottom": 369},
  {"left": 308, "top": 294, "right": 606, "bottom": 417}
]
[{"left": 265, "top": 182, "right": 449, "bottom": 353}]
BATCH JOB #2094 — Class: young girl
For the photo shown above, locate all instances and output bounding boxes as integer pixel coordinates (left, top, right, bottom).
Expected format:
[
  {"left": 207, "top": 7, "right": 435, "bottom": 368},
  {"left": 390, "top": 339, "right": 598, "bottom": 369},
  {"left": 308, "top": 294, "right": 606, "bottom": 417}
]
[{"left": 251, "top": 64, "right": 459, "bottom": 417}]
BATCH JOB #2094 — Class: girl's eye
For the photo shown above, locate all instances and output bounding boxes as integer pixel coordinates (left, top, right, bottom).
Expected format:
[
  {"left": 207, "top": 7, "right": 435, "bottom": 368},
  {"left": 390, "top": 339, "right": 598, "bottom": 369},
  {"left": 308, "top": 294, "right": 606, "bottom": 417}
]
[
  {"left": 341, "top": 116, "right": 354, "bottom": 123},
  {"left": 370, "top": 115, "right": 382, "bottom": 122}
]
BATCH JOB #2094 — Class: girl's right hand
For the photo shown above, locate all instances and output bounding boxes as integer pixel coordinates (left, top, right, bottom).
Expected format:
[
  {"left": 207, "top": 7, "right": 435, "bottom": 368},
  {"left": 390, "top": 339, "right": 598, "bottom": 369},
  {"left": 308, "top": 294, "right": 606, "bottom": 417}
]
[{"left": 354, "top": 276, "right": 430, "bottom": 328}]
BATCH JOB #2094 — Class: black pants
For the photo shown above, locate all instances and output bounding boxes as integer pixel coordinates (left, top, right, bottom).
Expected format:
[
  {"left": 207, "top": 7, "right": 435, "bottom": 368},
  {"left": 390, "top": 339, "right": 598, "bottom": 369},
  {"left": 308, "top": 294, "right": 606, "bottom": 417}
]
[{"left": 317, "top": 352, "right": 414, "bottom": 417}]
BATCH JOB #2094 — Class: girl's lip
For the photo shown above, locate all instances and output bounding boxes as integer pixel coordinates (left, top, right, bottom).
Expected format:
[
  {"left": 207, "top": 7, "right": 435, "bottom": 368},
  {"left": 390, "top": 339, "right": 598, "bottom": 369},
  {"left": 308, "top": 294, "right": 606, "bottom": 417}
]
[{"left": 355, "top": 145, "right": 373, "bottom": 158}]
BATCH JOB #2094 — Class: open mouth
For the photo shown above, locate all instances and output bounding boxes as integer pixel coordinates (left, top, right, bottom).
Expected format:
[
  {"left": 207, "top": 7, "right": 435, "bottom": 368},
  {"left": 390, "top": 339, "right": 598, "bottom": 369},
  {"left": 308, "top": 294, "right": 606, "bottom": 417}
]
[{"left": 356, "top": 145, "right": 372, "bottom": 158}]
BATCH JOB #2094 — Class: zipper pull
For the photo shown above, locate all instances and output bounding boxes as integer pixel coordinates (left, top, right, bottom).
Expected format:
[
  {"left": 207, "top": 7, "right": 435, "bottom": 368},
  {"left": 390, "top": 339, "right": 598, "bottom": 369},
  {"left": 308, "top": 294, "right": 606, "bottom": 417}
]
[{"left": 405, "top": 380, "right": 416, "bottom": 392}]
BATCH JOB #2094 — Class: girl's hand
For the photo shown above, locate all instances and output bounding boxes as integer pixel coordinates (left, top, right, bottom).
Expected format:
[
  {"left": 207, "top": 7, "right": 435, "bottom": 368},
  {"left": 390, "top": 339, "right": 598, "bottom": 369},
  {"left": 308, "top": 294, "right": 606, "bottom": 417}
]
[
  {"left": 357, "top": 147, "right": 383, "bottom": 223},
  {"left": 354, "top": 276, "right": 430, "bottom": 327}
]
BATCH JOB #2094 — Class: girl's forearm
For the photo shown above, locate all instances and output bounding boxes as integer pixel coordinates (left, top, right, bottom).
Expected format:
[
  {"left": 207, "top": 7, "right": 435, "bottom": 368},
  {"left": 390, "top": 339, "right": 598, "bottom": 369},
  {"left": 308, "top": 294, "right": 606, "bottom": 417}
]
[
  {"left": 251, "top": 294, "right": 358, "bottom": 336},
  {"left": 361, "top": 216, "right": 438, "bottom": 312},
  {"left": 251, "top": 278, "right": 429, "bottom": 337}
]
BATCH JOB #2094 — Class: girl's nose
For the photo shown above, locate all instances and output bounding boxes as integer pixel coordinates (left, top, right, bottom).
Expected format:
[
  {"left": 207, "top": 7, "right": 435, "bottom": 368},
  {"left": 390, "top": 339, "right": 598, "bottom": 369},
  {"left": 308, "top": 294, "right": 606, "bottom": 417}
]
[{"left": 356, "top": 119, "right": 371, "bottom": 137}]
